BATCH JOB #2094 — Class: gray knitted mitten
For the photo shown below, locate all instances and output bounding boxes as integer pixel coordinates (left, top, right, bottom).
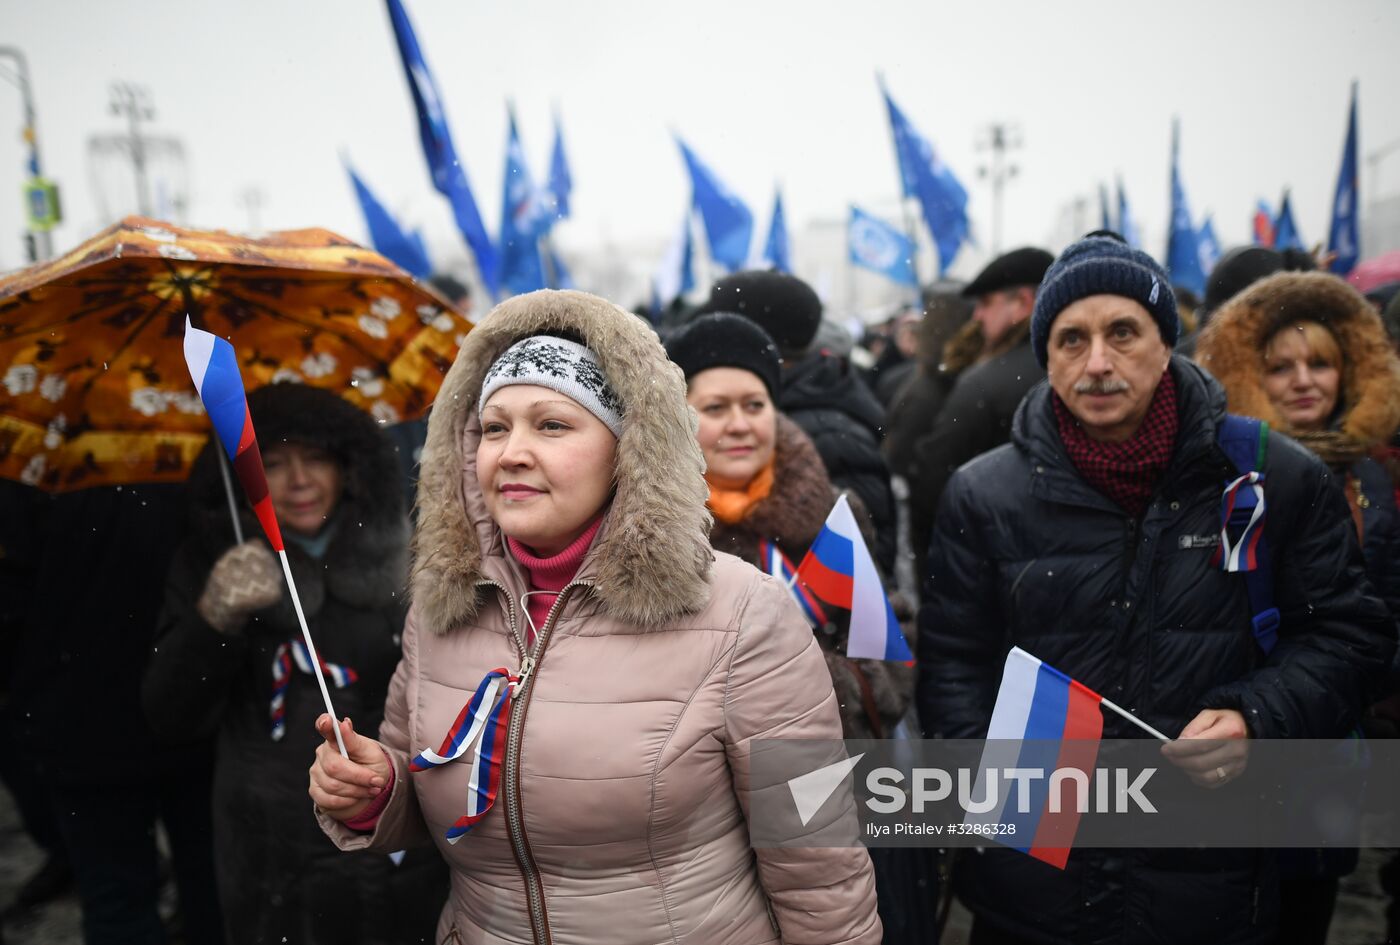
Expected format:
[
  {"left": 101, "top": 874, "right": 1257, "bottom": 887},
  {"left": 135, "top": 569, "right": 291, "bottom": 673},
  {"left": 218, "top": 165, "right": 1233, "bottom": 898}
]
[{"left": 196, "top": 541, "right": 283, "bottom": 634}]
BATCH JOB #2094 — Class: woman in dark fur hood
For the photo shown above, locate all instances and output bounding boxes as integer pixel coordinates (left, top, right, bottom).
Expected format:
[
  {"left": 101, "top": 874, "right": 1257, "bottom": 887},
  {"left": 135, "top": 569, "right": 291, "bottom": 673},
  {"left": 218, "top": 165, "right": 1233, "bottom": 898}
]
[
  {"left": 143, "top": 383, "right": 446, "bottom": 945},
  {"left": 664, "top": 312, "right": 915, "bottom": 740},
  {"left": 1196, "top": 270, "right": 1400, "bottom": 620}
]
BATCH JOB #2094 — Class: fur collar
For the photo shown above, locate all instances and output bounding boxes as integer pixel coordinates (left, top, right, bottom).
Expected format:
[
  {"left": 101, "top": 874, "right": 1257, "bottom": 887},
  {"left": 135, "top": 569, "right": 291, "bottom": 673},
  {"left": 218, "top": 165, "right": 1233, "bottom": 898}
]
[
  {"left": 1196, "top": 271, "right": 1400, "bottom": 465},
  {"left": 709, "top": 414, "right": 834, "bottom": 563},
  {"left": 412, "top": 290, "right": 713, "bottom": 635}
]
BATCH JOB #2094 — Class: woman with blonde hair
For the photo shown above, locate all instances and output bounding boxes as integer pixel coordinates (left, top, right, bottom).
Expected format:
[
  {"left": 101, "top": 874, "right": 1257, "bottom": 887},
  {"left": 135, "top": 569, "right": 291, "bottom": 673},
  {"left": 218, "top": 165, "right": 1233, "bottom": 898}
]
[
  {"left": 1196, "top": 270, "right": 1400, "bottom": 945},
  {"left": 308, "top": 291, "right": 880, "bottom": 945}
]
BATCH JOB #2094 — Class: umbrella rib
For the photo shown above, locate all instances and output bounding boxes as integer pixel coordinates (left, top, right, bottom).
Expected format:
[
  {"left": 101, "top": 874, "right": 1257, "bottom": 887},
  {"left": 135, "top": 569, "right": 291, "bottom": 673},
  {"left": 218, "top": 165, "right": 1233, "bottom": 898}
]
[
  {"left": 1, "top": 287, "right": 157, "bottom": 341},
  {"left": 73, "top": 292, "right": 178, "bottom": 406}
]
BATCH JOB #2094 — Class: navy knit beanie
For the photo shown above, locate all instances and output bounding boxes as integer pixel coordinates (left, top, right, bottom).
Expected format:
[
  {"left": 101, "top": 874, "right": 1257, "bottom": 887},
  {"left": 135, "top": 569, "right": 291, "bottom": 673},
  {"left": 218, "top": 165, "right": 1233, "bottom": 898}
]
[{"left": 1031, "top": 234, "right": 1179, "bottom": 367}]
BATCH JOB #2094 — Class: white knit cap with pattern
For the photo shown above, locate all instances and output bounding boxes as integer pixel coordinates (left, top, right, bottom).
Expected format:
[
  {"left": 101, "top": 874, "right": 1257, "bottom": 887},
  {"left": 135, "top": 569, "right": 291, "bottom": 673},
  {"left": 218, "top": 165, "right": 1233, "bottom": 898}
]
[{"left": 479, "top": 335, "right": 624, "bottom": 437}]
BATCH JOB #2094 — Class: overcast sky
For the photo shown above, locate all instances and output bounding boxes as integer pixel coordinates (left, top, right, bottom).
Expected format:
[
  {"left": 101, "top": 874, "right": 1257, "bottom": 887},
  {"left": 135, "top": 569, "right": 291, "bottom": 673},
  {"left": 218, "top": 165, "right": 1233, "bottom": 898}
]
[{"left": 2, "top": 0, "right": 1397, "bottom": 287}]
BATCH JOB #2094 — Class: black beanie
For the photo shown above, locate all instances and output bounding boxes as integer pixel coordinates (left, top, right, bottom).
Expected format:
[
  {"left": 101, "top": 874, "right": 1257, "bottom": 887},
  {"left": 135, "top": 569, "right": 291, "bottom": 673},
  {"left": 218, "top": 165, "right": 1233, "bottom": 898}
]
[
  {"left": 694, "top": 270, "right": 823, "bottom": 356},
  {"left": 1201, "top": 246, "right": 1285, "bottom": 319},
  {"left": 665, "top": 312, "right": 782, "bottom": 397},
  {"left": 1031, "top": 234, "right": 1179, "bottom": 368}
]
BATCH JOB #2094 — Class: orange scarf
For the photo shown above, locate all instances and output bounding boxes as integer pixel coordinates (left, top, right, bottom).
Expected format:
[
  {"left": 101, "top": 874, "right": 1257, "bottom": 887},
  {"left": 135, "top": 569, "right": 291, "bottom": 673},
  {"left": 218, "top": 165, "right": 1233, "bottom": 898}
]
[{"left": 706, "top": 459, "right": 775, "bottom": 525}]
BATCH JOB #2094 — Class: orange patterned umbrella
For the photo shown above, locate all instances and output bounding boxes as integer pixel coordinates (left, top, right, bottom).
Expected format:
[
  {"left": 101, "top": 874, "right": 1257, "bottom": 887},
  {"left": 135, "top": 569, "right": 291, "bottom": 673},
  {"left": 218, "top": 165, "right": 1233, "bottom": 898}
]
[{"left": 0, "top": 215, "right": 470, "bottom": 492}]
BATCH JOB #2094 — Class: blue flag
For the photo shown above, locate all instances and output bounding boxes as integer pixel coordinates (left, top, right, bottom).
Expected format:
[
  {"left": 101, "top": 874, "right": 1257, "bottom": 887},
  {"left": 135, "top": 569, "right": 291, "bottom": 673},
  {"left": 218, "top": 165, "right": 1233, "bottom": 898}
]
[
  {"left": 1099, "top": 183, "right": 1113, "bottom": 232},
  {"left": 1274, "top": 192, "right": 1304, "bottom": 251},
  {"left": 345, "top": 161, "right": 433, "bottom": 278},
  {"left": 882, "top": 83, "right": 968, "bottom": 275},
  {"left": 1116, "top": 178, "right": 1141, "bottom": 249},
  {"left": 498, "top": 109, "right": 554, "bottom": 296},
  {"left": 1165, "top": 121, "right": 1206, "bottom": 295},
  {"left": 548, "top": 114, "right": 572, "bottom": 224},
  {"left": 848, "top": 206, "right": 917, "bottom": 287},
  {"left": 653, "top": 209, "right": 696, "bottom": 313},
  {"left": 384, "top": 0, "right": 498, "bottom": 296},
  {"left": 677, "top": 139, "right": 754, "bottom": 273},
  {"left": 1327, "top": 82, "right": 1360, "bottom": 275},
  {"left": 763, "top": 189, "right": 791, "bottom": 273},
  {"left": 1198, "top": 215, "right": 1222, "bottom": 277}
]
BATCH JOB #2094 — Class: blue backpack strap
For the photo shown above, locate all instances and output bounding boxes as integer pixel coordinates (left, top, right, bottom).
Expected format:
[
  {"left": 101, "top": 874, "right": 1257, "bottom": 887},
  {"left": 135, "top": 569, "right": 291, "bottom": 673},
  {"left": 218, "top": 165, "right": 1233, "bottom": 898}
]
[{"left": 1216, "top": 414, "right": 1279, "bottom": 654}]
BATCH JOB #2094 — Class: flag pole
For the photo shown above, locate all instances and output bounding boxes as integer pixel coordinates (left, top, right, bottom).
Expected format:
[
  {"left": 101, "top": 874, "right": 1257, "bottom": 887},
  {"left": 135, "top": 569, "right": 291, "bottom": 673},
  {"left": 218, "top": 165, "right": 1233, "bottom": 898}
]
[
  {"left": 1098, "top": 696, "right": 1170, "bottom": 742},
  {"left": 277, "top": 549, "right": 348, "bottom": 757},
  {"left": 216, "top": 449, "right": 245, "bottom": 545}
]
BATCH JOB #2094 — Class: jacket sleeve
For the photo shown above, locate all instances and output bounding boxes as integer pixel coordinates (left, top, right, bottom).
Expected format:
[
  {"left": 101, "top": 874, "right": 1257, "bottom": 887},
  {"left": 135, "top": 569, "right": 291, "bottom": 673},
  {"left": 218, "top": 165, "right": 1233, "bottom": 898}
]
[
  {"left": 917, "top": 468, "right": 1004, "bottom": 739},
  {"left": 1199, "top": 451, "right": 1398, "bottom": 737},
  {"left": 142, "top": 547, "right": 248, "bottom": 742},
  {"left": 723, "top": 573, "right": 881, "bottom": 945},
  {"left": 316, "top": 604, "right": 430, "bottom": 851}
]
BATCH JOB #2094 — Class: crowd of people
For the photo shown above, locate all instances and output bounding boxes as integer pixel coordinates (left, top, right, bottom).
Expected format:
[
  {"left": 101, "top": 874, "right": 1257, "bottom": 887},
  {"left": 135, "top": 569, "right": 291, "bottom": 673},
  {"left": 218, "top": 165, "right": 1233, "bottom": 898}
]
[{"left": 2, "top": 229, "right": 1400, "bottom": 945}]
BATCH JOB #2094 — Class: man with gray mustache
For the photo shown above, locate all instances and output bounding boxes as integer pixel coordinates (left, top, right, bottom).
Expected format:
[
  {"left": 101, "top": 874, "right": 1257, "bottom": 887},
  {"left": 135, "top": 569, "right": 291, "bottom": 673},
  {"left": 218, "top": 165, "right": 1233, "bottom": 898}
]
[{"left": 916, "top": 232, "right": 1394, "bottom": 945}]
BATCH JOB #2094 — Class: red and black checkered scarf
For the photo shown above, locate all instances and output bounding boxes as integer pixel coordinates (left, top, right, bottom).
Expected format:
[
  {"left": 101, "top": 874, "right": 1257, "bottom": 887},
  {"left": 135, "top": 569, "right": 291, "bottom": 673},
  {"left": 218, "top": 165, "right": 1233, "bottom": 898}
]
[{"left": 1051, "top": 370, "right": 1178, "bottom": 517}]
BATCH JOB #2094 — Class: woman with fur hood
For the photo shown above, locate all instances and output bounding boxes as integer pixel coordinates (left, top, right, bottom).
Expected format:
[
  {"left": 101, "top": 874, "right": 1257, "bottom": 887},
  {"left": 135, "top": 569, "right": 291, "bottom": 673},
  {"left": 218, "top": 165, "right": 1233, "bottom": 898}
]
[
  {"left": 665, "top": 312, "right": 932, "bottom": 945},
  {"left": 1196, "top": 270, "right": 1400, "bottom": 945},
  {"left": 143, "top": 384, "right": 448, "bottom": 945},
  {"left": 664, "top": 312, "right": 914, "bottom": 741},
  {"left": 1196, "top": 271, "right": 1400, "bottom": 622},
  {"left": 308, "top": 291, "right": 880, "bottom": 945}
]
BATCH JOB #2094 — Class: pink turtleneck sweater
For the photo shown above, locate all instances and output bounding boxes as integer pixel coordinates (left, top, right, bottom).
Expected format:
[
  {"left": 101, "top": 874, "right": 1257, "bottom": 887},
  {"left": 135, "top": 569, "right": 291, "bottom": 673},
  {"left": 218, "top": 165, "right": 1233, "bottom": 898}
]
[
  {"left": 344, "top": 517, "right": 602, "bottom": 832},
  {"left": 506, "top": 516, "right": 603, "bottom": 646}
]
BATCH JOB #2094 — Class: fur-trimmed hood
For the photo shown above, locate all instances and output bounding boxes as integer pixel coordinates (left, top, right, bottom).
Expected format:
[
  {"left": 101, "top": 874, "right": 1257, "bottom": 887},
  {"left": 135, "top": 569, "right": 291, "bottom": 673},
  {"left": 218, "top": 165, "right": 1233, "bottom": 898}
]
[
  {"left": 187, "top": 383, "right": 410, "bottom": 629},
  {"left": 411, "top": 290, "right": 713, "bottom": 635},
  {"left": 1196, "top": 271, "right": 1400, "bottom": 465}
]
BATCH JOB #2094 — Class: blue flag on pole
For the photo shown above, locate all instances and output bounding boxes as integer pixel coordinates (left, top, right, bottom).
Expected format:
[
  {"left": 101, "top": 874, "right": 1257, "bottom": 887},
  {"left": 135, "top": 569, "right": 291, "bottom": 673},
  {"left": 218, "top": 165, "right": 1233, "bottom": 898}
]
[
  {"left": 498, "top": 109, "right": 553, "bottom": 296},
  {"left": 1274, "top": 192, "right": 1304, "bottom": 251},
  {"left": 1165, "top": 120, "right": 1206, "bottom": 296},
  {"left": 384, "top": 0, "right": 498, "bottom": 296},
  {"left": 1116, "top": 178, "right": 1141, "bottom": 250},
  {"left": 763, "top": 189, "right": 791, "bottom": 273},
  {"left": 345, "top": 162, "right": 433, "bottom": 278},
  {"left": 548, "top": 114, "right": 572, "bottom": 224},
  {"left": 1327, "top": 82, "right": 1360, "bottom": 275},
  {"left": 1198, "top": 215, "right": 1222, "bottom": 277},
  {"left": 881, "top": 82, "right": 969, "bottom": 275},
  {"left": 848, "top": 206, "right": 917, "bottom": 288},
  {"left": 677, "top": 138, "right": 754, "bottom": 273}
]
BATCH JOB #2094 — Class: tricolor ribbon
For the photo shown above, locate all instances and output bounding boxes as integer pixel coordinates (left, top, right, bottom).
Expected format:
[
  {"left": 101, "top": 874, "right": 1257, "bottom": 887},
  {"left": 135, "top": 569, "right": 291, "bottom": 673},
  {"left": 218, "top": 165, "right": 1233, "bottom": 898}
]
[
  {"left": 409, "top": 667, "right": 519, "bottom": 843},
  {"left": 270, "top": 640, "right": 360, "bottom": 741},
  {"left": 1218, "top": 471, "right": 1266, "bottom": 572}
]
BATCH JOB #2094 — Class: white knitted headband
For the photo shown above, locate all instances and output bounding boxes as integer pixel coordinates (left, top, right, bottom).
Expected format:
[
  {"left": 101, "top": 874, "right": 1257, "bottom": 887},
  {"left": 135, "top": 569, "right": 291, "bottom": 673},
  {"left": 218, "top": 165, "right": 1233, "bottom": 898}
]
[{"left": 479, "top": 335, "right": 624, "bottom": 437}]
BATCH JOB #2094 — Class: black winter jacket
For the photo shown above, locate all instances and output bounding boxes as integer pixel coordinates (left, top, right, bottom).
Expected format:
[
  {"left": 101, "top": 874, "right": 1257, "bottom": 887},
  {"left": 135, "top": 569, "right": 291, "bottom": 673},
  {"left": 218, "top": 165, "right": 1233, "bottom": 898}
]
[
  {"left": 780, "top": 350, "right": 897, "bottom": 573},
  {"left": 917, "top": 358, "right": 1395, "bottom": 945},
  {"left": 143, "top": 424, "right": 446, "bottom": 945},
  {"left": 908, "top": 331, "right": 1042, "bottom": 569}
]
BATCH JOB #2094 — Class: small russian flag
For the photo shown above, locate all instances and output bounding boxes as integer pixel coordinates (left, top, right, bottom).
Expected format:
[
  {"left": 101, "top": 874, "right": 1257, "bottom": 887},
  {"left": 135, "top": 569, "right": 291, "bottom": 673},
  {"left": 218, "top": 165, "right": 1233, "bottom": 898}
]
[
  {"left": 183, "top": 318, "right": 283, "bottom": 552},
  {"left": 795, "top": 495, "right": 912, "bottom": 662},
  {"left": 967, "top": 647, "right": 1105, "bottom": 869},
  {"left": 759, "top": 539, "right": 829, "bottom": 630}
]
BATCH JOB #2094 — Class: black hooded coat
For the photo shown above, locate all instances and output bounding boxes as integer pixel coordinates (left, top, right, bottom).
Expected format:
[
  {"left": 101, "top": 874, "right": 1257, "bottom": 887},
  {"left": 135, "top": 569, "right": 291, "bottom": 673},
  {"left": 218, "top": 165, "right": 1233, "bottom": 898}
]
[{"left": 142, "top": 385, "right": 447, "bottom": 945}]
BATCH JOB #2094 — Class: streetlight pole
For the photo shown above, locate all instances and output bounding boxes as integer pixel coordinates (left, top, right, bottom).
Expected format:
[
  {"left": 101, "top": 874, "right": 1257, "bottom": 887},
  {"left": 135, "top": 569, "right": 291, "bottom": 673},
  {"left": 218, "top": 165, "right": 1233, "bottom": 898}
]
[
  {"left": 976, "top": 123, "right": 1022, "bottom": 257},
  {"left": 0, "top": 46, "right": 55, "bottom": 261},
  {"left": 109, "top": 81, "right": 155, "bottom": 216}
]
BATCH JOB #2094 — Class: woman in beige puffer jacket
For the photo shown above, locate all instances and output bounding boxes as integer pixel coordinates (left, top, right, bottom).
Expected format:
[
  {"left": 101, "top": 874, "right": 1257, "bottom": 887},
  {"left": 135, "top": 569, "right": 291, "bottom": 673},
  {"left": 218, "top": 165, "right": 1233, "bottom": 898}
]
[{"left": 308, "top": 290, "right": 880, "bottom": 945}]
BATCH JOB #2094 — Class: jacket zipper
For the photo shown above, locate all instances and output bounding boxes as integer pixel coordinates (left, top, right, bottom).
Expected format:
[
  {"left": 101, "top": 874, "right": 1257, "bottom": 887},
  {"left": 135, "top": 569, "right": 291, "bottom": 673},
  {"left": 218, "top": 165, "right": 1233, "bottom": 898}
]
[{"left": 478, "top": 577, "right": 591, "bottom": 945}]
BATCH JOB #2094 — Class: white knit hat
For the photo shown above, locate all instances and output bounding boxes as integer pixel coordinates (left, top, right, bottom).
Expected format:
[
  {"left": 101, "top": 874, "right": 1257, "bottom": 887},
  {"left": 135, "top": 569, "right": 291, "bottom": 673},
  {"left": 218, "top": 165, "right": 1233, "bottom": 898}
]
[{"left": 479, "top": 335, "right": 624, "bottom": 436}]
